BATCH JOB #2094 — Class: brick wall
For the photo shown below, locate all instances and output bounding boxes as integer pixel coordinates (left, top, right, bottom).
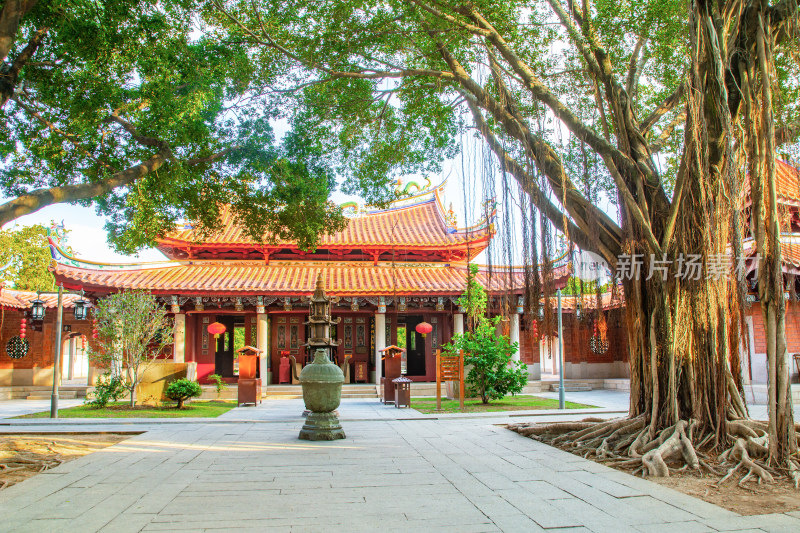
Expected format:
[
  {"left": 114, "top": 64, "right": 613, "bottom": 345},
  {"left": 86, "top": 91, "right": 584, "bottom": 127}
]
[
  {"left": 0, "top": 307, "right": 93, "bottom": 370},
  {"left": 747, "top": 301, "right": 800, "bottom": 354}
]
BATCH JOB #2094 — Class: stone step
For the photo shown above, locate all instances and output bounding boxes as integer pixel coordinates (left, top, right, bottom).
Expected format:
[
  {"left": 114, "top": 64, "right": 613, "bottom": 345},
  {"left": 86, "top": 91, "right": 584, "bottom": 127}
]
[
  {"left": 549, "top": 384, "right": 592, "bottom": 392},
  {"left": 25, "top": 392, "right": 78, "bottom": 400}
]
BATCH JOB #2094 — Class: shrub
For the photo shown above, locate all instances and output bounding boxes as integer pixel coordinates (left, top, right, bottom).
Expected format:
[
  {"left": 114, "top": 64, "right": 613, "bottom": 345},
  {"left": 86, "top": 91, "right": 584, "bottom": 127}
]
[
  {"left": 443, "top": 264, "right": 527, "bottom": 404},
  {"left": 443, "top": 317, "right": 528, "bottom": 403},
  {"left": 164, "top": 379, "right": 202, "bottom": 408},
  {"left": 86, "top": 372, "right": 126, "bottom": 408},
  {"left": 208, "top": 373, "right": 227, "bottom": 399}
]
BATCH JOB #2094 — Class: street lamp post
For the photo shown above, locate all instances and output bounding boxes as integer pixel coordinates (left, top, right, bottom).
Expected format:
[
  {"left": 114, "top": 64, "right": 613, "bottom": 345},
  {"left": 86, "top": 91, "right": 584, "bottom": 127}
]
[
  {"left": 557, "top": 289, "right": 565, "bottom": 409},
  {"left": 50, "top": 285, "right": 64, "bottom": 418}
]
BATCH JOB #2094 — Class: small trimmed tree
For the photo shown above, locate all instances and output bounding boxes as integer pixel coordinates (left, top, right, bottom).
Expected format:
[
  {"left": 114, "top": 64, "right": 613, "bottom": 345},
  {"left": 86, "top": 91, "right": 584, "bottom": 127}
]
[
  {"left": 165, "top": 378, "right": 202, "bottom": 409},
  {"left": 445, "top": 264, "right": 527, "bottom": 403},
  {"left": 88, "top": 291, "right": 173, "bottom": 406}
]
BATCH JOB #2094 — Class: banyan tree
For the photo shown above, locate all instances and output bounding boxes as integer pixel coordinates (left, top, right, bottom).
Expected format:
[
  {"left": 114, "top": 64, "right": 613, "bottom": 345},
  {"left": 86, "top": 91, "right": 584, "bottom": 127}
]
[{"left": 207, "top": 0, "right": 800, "bottom": 481}]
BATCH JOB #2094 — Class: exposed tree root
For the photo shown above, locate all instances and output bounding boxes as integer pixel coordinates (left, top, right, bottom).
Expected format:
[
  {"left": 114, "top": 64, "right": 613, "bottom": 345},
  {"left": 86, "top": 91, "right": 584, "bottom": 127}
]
[
  {"left": 508, "top": 416, "right": 799, "bottom": 487},
  {"left": 641, "top": 420, "right": 699, "bottom": 477}
]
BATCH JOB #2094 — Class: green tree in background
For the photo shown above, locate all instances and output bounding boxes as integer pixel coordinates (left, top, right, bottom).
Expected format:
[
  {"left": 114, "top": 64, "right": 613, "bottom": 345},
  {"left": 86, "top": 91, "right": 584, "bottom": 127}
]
[
  {"left": 88, "top": 291, "right": 173, "bottom": 407},
  {"left": 0, "top": 223, "right": 67, "bottom": 291},
  {"left": 0, "top": 0, "right": 348, "bottom": 252}
]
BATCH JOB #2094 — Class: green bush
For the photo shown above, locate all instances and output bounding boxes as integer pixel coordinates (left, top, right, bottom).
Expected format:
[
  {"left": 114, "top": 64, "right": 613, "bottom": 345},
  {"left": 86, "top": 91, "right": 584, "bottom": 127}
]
[
  {"left": 86, "top": 372, "right": 126, "bottom": 408},
  {"left": 164, "top": 379, "right": 202, "bottom": 409},
  {"left": 208, "top": 373, "right": 227, "bottom": 399},
  {"left": 443, "top": 317, "right": 528, "bottom": 404},
  {"left": 443, "top": 264, "right": 527, "bottom": 404}
]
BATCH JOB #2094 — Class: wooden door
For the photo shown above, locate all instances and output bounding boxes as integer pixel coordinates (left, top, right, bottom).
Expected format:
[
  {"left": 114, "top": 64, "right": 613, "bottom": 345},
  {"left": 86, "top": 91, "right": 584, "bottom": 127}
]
[
  {"left": 270, "top": 315, "right": 305, "bottom": 384},
  {"left": 214, "top": 316, "right": 237, "bottom": 378}
]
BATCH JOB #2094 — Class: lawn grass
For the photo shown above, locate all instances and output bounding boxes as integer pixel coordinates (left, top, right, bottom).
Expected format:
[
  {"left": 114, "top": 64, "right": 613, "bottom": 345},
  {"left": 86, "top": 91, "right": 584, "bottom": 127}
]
[
  {"left": 410, "top": 395, "right": 595, "bottom": 413},
  {"left": 15, "top": 400, "right": 237, "bottom": 419}
]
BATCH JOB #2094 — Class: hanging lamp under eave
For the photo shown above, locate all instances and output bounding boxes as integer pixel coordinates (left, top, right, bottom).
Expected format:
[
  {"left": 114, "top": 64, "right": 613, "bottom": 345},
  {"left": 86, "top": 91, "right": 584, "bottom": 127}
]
[
  {"left": 415, "top": 321, "right": 432, "bottom": 338},
  {"left": 208, "top": 321, "right": 226, "bottom": 339}
]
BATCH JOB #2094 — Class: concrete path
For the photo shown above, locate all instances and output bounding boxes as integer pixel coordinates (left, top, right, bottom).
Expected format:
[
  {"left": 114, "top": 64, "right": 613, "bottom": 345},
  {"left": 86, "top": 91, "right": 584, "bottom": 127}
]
[
  {"left": 0, "top": 398, "right": 83, "bottom": 419},
  {"left": 0, "top": 398, "right": 798, "bottom": 532}
]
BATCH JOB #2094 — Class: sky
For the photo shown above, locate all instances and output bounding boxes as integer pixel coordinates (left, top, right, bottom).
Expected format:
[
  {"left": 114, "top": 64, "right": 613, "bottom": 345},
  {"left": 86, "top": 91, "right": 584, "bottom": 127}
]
[{"left": 0, "top": 110, "right": 541, "bottom": 266}]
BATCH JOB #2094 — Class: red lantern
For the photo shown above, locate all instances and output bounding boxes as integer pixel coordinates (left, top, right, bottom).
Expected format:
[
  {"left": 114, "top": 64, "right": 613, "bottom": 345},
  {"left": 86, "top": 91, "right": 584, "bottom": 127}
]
[
  {"left": 20, "top": 318, "right": 26, "bottom": 339},
  {"left": 415, "top": 321, "right": 432, "bottom": 338},
  {"left": 81, "top": 334, "right": 87, "bottom": 350},
  {"left": 208, "top": 321, "right": 227, "bottom": 339}
]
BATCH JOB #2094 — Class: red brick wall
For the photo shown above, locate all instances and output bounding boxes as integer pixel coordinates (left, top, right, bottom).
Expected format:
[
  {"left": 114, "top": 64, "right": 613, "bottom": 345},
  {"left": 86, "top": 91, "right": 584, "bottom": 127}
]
[
  {"left": 519, "top": 325, "right": 539, "bottom": 364},
  {"left": 0, "top": 307, "right": 93, "bottom": 370},
  {"left": 561, "top": 309, "right": 628, "bottom": 364},
  {"left": 748, "top": 301, "right": 800, "bottom": 354},
  {"left": 517, "top": 308, "right": 627, "bottom": 366}
]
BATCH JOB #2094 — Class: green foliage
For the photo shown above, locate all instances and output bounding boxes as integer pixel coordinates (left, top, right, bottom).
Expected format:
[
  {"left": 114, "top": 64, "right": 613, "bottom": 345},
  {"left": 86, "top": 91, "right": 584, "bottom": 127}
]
[
  {"left": 88, "top": 291, "right": 173, "bottom": 406},
  {"left": 560, "top": 277, "right": 611, "bottom": 296},
  {"left": 86, "top": 372, "right": 126, "bottom": 408},
  {"left": 446, "top": 269, "right": 526, "bottom": 404},
  {"left": 164, "top": 378, "right": 202, "bottom": 409},
  {"left": 201, "top": 0, "right": 695, "bottom": 211},
  {"left": 0, "top": 223, "right": 71, "bottom": 291},
  {"left": 1, "top": 0, "right": 347, "bottom": 251},
  {"left": 208, "top": 373, "right": 228, "bottom": 399},
  {"left": 443, "top": 316, "right": 528, "bottom": 404},
  {"left": 457, "top": 264, "right": 489, "bottom": 323}
]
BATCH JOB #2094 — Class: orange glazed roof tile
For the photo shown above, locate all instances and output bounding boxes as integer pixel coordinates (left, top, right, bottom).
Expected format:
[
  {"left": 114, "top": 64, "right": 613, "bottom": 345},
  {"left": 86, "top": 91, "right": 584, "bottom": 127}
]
[
  {"left": 157, "top": 196, "right": 494, "bottom": 254},
  {"left": 742, "top": 160, "right": 800, "bottom": 206},
  {"left": 51, "top": 259, "right": 563, "bottom": 296},
  {"left": 0, "top": 288, "right": 84, "bottom": 309}
]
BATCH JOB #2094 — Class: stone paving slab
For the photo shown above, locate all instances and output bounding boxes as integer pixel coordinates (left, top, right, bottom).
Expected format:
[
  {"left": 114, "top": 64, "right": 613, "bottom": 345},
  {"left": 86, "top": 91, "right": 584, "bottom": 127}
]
[{"left": 0, "top": 399, "right": 799, "bottom": 532}]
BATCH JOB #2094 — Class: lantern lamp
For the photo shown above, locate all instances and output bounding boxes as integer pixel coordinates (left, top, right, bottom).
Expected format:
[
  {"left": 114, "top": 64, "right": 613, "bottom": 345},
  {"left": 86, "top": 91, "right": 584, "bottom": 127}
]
[
  {"left": 73, "top": 290, "right": 88, "bottom": 321},
  {"left": 415, "top": 321, "right": 433, "bottom": 338},
  {"left": 208, "top": 321, "right": 227, "bottom": 339},
  {"left": 31, "top": 292, "right": 46, "bottom": 321}
]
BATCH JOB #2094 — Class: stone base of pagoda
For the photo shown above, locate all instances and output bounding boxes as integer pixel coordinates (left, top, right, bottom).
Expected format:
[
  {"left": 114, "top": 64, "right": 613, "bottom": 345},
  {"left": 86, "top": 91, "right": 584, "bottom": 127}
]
[{"left": 298, "top": 411, "right": 346, "bottom": 441}]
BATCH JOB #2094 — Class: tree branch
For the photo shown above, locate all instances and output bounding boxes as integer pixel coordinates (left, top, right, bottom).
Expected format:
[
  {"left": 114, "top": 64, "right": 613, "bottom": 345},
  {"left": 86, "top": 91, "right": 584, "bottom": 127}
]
[
  {"left": 0, "top": 148, "right": 171, "bottom": 227},
  {"left": 106, "top": 113, "right": 172, "bottom": 150},
  {"left": 12, "top": 95, "right": 113, "bottom": 169},
  {"left": 650, "top": 109, "right": 687, "bottom": 153},
  {"left": 769, "top": 0, "right": 799, "bottom": 44},
  {"left": 626, "top": 34, "right": 648, "bottom": 95},
  {"left": 640, "top": 83, "right": 687, "bottom": 133},
  {"left": 0, "top": 0, "right": 38, "bottom": 63},
  {"left": 0, "top": 25, "right": 46, "bottom": 108},
  {"left": 463, "top": 7, "right": 644, "bottom": 184},
  {"left": 466, "top": 95, "right": 620, "bottom": 264},
  {"left": 215, "top": 0, "right": 454, "bottom": 83}
]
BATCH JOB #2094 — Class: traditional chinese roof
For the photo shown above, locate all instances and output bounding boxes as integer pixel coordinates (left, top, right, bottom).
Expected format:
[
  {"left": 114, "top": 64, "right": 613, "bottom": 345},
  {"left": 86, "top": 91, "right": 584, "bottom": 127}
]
[
  {"left": 51, "top": 259, "right": 569, "bottom": 298},
  {"left": 0, "top": 288, "right": 84, "bottom": 309},
  {"left": 741, "top": 235, "right": 800, "bottom": 276},
  {"left": 548, "top": 291, "right": 625, "bottom": 313},
  {"left": 156, "top": 185, "right": 494, "bottom": 263},
  {"left": 49, "top": 236, "right": 570, "bottom": 298}
]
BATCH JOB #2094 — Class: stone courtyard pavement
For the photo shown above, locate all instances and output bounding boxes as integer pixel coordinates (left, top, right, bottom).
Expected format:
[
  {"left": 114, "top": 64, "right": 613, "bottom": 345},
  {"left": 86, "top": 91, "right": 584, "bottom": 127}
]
[{"left": 1, "top": 398, "right": 799, "bottom": 532}]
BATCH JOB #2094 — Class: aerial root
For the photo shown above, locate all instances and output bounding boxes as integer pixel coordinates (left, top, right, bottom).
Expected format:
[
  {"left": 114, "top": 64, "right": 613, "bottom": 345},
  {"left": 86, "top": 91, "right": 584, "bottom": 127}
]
[{"left": 512, "top": 422, "right": 597, "bottom": 438}]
